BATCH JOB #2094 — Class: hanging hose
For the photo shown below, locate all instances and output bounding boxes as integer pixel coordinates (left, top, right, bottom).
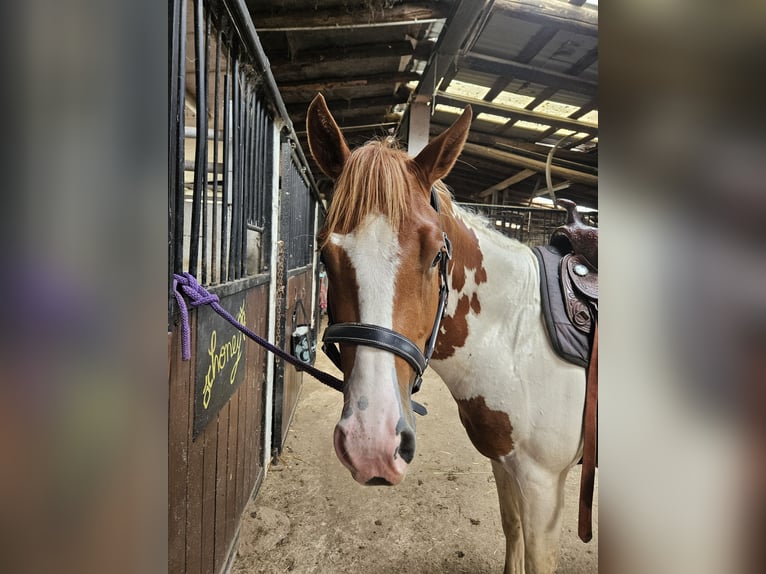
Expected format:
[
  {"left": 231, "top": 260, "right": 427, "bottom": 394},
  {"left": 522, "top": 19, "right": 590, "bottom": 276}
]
[{"left": 545, "top": 134, "right": 571, "bottom": 205}]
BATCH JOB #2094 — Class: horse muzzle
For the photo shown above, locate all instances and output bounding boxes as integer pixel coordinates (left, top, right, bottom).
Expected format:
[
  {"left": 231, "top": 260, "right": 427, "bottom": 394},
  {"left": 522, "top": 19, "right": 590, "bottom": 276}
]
[{"left": 333, "top": 419, "right": 416, "bottom": 486}]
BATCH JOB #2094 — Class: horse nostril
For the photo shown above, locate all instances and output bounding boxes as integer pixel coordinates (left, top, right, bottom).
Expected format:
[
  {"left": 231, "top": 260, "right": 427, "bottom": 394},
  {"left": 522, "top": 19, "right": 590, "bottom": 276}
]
[
  {"left": 366, "top": 476, "right": 393, "bottom": 486},
  {"left": 396, "top": 427, "right": 416, "bottom": 464}
]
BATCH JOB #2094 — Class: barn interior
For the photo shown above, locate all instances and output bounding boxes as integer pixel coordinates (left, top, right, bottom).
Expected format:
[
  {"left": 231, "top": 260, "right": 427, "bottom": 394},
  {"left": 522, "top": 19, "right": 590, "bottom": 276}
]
[
  {"left": 170, "top": 3, "right": 598, "bottom": 572},
  {"left": 249, "top": 0, "right": 598, "bottom": 213}
]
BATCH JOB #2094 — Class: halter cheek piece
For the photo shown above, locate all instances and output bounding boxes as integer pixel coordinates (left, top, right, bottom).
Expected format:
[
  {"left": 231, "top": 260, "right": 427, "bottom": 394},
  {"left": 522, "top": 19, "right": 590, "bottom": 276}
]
[{"left": 322, "top": 187, "right": 452, "bottom": 398}]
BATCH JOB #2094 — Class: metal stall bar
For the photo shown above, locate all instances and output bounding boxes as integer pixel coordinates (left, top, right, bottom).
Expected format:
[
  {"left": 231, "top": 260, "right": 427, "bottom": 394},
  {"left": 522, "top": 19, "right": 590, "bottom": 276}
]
[
  {"left": 220, "top": 60, "right": 230, "bottom": 283},
  {"left": 211, "top": 26, "right": 221, "bottom": 285},
  {"left": 169, "top": 0, "right": 187, "bottom": 324},
  {"left": 170, "top": 0, "right": 187, "bottom": 279},
  {"left": 227, "top": 45, "right": 240, "bottom": 281},
  {"left": 240, "top": 85, "right": 251, "bottom": 277},
  {"left": 189, "top": 0, "right": 207, "bottom": 278},
  {"left": 201, "top": 10, "right": 211, "bottom": 285}
]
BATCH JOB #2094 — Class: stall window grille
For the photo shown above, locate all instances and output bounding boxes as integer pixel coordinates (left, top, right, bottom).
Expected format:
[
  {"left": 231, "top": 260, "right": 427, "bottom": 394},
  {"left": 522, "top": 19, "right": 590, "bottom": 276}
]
[
  {"left": 280, "top": 142, "right": 315, "bottom": 271},
  {"left": 457, "top": 203, "right": 598, "bottom": 247},
  {"left": 169, "top": 0, "right": 274, "bottom": 290}
]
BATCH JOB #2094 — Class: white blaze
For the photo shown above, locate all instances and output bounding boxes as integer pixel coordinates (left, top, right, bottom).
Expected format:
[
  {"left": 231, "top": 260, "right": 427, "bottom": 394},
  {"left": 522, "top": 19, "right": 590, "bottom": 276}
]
[{"left": 330, "top": 214, "right": 403, "bottom": 421}]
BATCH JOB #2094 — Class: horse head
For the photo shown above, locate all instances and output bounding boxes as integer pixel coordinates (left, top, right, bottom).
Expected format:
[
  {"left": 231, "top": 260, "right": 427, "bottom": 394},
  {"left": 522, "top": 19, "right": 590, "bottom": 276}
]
[{"left": 306, "top": 94, "right": 471, "bottom": 486}]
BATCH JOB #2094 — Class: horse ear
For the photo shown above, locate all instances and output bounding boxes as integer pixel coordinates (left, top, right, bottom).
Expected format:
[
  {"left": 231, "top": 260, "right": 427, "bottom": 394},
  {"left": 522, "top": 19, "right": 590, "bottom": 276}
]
[
  {"left": 306, "top": 94, "right": 350, "bottom": 180},
  {"left": 413, "top": 105, "right": 472, "bottom": 185}
]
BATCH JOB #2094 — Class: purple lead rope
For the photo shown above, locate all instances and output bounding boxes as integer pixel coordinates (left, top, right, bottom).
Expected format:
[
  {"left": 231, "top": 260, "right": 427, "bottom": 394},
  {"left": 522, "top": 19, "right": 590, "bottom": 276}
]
[{"left": 172, "top": 272, "right": 344, "bottom": 392}]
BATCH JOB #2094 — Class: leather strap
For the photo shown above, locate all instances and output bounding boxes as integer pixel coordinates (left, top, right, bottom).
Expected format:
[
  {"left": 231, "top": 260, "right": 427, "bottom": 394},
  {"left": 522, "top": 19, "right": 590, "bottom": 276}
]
[
  {"left": 323, "top": 323, "right": 427, "bottom": 376},
  {"left": 578, "top": 321, "right": 598, "bottom": 542}
]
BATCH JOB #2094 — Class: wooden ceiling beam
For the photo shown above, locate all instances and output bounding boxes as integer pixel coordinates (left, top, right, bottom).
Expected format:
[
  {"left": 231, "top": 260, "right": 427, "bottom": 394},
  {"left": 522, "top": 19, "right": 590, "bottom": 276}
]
[
  {"left": 437, "top": 92, "right": 598, "bottom": 135},
  {"left": 414, "top": 1, "right": 493, "bottom": 100},
  {"left": 477, "top": 169, "right": 537, "bottom": 198},
  {"left": 461, "top": 142, "right": 598, "bottom": 187},
  {"left": 278, "top": 71, "right": 420, "bottom": 93},
  {"left": 252, "top": 2, "right": 449, "bottom": 31},
  {"left": 481, "top": 24, "right": 558, "bottom": 100},
  {"left": 287, "top": 94, "right": 411, "bottom": 120},
  {"left": 513, "top": 47, "right": 598, "bottom": 112},
  {"left": 492, "top": 0, "right": 598, "bottom": 37},
  {"left": 430, "top": 122, "right": 598, "bottom": 167},
  {"left": 460, "top": 53, "right": 597, "bottom": 97},
  {"left": 295, "top": 120, "right": 400, "bottom": 136},
  {"left": 534, "top": 99, "right": 597, "bottom": 141},
  {"left": 269, "top": 41, "right": 434, "bottom": 70}
]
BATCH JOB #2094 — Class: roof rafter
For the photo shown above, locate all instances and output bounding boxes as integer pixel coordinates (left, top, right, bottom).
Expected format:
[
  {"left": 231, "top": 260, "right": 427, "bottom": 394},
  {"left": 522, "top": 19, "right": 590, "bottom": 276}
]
[
  {"left": 437, "top": 92, "right": 598, "bottom": 135},
  {"left": 278, "top": 71, "right": 420, "bottom": 93},
  {"left": 461, "top": 142, "right": 598, "bottom": 187},
  {"left": 460, "top": 53, "right": 597, "bottom": 97},
  {"left": 269, "top": 41, "right": 434, "bottom": 72},
  {"left": 252, "top": 1, "right": 449, "bottom": 32},
  {"left": 492, "top": 0, "right": 598, "bottom": 37},
  {"left": 478, "top": 169, "right": 537, "bottom": 198}
]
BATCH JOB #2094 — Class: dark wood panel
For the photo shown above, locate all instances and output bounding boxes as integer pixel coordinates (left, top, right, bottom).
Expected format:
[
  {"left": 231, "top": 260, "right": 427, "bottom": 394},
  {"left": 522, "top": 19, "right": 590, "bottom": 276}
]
[
  {"left": 168, "top": 315, "right": 195, "bottom": 574},
  {"left": 185, "top": 316, "right": 203, "bottom": 574},
  {"left": 184, "top": 400, "right": 205, "bottom": 574},
  {"left": 225, "top": 386, "right": 240, "bottom": 547},
  {"left": 200, "top": 427, "right": 217, "bottom": 574},
  {"left": 244, "top": 286, "right": 268, "bottom": 501},
  {"left": 213, "top": 403, "right": 229, "bottom": 571},
  {"left": 235, "top": 377, "right": 247, "bottom": 528}
]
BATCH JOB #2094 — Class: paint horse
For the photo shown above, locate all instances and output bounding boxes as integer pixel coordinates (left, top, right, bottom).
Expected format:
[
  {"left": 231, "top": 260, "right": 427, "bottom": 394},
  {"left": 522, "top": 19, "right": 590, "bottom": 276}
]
[{"left": 306, "top": 94, "right": 587, "bottom": 574}]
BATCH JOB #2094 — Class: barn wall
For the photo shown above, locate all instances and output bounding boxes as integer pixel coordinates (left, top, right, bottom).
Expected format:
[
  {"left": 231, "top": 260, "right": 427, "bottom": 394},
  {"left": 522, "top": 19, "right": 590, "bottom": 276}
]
[
  {"left": 169, "top": 282, "right": 270, "bottom": 574},
  {"left": 169, "top": 0, "right": 325, "bottom": 572},
  {"left": 281, "top": 268, "right": 314, "bottom": 441}
]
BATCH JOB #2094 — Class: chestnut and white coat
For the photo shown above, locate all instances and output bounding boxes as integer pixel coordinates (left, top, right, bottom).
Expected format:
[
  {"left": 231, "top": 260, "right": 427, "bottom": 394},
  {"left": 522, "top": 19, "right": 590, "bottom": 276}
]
[{"left": 307, "top": 93, "right": 587, "bottom": 574}]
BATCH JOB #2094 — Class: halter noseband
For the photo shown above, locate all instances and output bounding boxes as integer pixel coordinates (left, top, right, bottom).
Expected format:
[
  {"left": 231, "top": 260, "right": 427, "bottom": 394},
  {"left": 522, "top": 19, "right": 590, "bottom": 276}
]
[{"left": 322, "top": 187, "right": 451, "bottom": 396}]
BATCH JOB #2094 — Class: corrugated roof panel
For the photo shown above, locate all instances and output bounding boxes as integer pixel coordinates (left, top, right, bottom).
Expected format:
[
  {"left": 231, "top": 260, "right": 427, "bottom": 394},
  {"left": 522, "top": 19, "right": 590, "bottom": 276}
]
[
  {"left": 504, "top": 124, "right": 553, "bottom": 140},
  {"left": 450, "top": 68, "right": 502, "bottom": 89},
  {"left": 533, "top": 100, "right": 581, "bottom": 117},
  {"left": 474, "top": 112, "right": 509, "bottom": 125},
  {"left": 445, "top": 79, "right": 490, "bottom": 99},
  {"left": 537, "top": 89, "right": 592, "bottom": 108},
  {"left": 529, "top": 30, "right": 598, "bottom": 75},
  {"left": 472, "top": 14, "right": 542, "bottom": 60},
  {"left": 496, "top": 79, "right": 551, "bottom": 98},
  {"left": 578, "top": 110, "right": 598, "bottom": 124},
  {"left": 493, "top": 91, "right": 536, "bottom": 107}
]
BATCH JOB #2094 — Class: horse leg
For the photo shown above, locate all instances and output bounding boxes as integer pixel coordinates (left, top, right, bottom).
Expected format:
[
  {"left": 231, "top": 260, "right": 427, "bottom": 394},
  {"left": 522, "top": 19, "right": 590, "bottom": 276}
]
[
  {"left": 491, "top": 459, "right": 525, "bottom": 574},
  {"left": 510, "top": 456, "right": 568, "bottom": 574}
]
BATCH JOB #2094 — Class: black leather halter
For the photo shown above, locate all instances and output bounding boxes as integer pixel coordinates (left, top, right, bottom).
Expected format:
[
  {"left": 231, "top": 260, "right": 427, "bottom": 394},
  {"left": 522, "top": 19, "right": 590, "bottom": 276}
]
[{"left": 322, "top": 187, "right": 452, "bottom": 397}]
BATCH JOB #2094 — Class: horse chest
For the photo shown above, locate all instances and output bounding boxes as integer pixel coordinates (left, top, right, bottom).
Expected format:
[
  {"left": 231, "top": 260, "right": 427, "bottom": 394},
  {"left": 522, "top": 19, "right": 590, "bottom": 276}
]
[{"left": 455, "top": 395, "right": 514, "bottom": 460}]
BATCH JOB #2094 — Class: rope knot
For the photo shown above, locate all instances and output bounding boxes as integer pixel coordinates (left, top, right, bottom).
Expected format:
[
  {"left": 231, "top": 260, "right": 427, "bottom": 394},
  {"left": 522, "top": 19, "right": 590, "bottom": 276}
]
[
  {"left": 175, "top": 272, "right": 219, "bottom": 307},
  {"left": 172, "top": 272, "right": 219, "bottom": 360}
]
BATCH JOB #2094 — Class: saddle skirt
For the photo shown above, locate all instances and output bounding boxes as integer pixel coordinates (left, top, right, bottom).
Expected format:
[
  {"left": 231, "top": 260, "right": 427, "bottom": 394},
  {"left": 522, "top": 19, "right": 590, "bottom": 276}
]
[
  {"left": 534, "top": 199, "right": 598, "bottom": 367},
  {"left": 534, "top": 245, "right": 596, "bottom": 367}
]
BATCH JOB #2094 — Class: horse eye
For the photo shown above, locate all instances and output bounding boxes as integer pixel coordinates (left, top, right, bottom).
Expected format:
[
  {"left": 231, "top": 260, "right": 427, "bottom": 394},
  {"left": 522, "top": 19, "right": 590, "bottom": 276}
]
[{"left": 431, "top": 252, "right": 442, "bottom": 268}]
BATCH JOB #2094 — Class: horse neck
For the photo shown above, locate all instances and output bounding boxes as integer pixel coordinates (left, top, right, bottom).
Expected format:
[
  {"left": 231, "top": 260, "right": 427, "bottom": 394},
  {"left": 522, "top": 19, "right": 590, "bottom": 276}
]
[{"left": 441, "top": 207, "right": 539, "bottom": 314}]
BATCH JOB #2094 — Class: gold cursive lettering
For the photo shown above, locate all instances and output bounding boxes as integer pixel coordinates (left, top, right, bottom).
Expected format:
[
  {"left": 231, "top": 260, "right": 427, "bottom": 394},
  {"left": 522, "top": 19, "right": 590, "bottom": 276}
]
[{"left": 201, "top": 301, "right": 247, "bottom": 409}]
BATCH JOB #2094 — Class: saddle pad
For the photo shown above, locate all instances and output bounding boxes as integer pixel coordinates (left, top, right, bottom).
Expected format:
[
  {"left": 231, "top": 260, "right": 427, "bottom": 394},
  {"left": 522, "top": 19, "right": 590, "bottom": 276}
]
[{"left": 534, "top": 245, "right": 590, "bottom": 368}]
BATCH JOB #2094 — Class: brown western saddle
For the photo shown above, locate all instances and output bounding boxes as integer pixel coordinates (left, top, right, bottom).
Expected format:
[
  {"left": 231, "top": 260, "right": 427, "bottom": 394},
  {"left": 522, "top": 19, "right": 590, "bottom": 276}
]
[{"left": 533, "top": 198, "right": 598, "bottom": 543}]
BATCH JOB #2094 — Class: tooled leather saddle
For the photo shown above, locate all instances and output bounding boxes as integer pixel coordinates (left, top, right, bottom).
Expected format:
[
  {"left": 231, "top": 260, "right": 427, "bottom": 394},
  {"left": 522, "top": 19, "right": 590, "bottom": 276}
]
[
  {"left": 533, "top": 198, "right": 598, "bottom": 544},
  {"left": 534, "top": 199, "right": 597, "bottom": 366}
]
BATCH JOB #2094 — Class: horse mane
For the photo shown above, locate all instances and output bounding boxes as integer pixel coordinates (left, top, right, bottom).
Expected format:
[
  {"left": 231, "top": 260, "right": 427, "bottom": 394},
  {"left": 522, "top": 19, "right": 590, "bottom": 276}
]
[{"left": 319, "top": 138, "right": 455, "bottom": 244}]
